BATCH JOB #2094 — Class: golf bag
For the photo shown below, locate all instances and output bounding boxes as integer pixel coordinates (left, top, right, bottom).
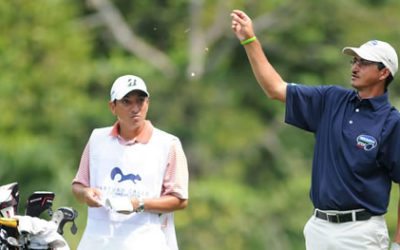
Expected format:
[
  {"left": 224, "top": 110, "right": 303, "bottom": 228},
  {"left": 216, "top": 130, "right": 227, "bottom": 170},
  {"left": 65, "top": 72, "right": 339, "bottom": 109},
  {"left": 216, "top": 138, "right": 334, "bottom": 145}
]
[{"left": 0, "top": 182, "right": 78, "bottom": 250}]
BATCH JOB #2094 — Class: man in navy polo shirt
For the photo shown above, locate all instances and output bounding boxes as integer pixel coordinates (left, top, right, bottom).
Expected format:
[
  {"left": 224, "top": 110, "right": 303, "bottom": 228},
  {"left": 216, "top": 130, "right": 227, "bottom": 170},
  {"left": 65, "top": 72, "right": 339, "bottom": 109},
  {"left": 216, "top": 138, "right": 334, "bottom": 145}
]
[{"left": 231, "top": 9, "right": 400, "bottom": 250}]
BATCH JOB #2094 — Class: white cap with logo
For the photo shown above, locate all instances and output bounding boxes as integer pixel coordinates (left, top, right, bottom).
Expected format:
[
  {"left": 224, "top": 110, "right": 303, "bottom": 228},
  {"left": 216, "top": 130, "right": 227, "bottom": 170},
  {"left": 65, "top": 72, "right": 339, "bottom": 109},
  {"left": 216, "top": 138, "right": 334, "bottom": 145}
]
[
  {"left": 110, "top": 75, "right": 150, "bottom": 101},
  {"left": 342, "top": 40, "right": 398, "bottom": 76}
]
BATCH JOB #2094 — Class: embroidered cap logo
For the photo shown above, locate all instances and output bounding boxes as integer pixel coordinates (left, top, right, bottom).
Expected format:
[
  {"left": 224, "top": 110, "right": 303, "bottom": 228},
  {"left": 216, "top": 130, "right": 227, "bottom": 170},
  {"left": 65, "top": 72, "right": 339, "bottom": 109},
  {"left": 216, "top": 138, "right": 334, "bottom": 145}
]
[
  {"left": 127, "top": 78, "right": 136, "bottom": 87},
  {"left": 369, "top": 40, "right": 378, "bottom": 46}
]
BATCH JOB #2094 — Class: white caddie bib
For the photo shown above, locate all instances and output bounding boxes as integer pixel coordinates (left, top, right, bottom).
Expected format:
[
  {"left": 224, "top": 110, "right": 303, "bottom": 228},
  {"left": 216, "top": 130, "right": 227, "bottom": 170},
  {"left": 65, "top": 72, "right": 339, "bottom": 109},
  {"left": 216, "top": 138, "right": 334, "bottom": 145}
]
[{"left": 77, "top": 127, "right": 179, "bottom": 250}]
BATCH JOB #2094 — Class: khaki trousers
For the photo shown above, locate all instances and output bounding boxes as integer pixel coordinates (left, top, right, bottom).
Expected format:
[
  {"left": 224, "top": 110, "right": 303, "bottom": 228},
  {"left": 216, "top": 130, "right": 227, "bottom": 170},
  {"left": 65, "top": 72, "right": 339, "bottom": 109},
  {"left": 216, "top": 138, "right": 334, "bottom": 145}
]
[{"left": 304, "top": 213, "right": 389, "bottom": 250}]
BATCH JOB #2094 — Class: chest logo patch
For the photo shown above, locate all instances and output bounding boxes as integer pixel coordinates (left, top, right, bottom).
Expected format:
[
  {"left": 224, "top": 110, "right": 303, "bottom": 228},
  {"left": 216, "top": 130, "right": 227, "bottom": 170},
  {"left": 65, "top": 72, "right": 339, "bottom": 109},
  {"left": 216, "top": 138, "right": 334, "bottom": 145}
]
[
  {"left": 110, "top": 167, "right": 142, "bottom": 184},
  {"left": 356, "top": 135, "right": 377, "bottom": 151}
]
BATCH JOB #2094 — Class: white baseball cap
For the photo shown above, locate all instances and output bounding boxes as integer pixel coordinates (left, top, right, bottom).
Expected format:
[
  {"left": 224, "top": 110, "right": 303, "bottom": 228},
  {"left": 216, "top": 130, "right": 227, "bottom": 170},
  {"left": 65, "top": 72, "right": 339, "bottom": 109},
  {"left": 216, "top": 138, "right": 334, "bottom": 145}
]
[
  {"left": 110, "top": 75, "right": 149, "bottom": 101},
  {"left": 342, "top": 40, "right": 398, "bottom": 76}
]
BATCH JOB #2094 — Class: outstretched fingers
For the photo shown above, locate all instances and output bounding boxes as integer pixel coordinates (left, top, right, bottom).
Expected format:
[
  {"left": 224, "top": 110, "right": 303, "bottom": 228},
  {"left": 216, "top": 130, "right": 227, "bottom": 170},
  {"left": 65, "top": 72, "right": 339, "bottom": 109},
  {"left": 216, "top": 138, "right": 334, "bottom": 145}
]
[
  {"left": 231, "top": 9, "right": 250, "bottom": 26},
  {"left": 230, "top": 10, "right": 254, "bottom": 41}
]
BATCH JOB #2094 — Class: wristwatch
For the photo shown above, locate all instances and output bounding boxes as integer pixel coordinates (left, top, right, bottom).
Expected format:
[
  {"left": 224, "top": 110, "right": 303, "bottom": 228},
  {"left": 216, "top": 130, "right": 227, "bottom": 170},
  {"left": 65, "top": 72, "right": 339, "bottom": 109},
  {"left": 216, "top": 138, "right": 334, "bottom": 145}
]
[{"left": 136, "top": 198, "right": 145, "bottom": 213}]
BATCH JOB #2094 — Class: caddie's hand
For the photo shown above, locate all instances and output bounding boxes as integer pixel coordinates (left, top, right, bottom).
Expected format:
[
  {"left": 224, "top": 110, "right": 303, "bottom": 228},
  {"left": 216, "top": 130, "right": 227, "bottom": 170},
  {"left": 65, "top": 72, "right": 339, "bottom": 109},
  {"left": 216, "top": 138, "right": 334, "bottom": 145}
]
[
  {"left": 82, "top": 187, "right": 103, "bottom": 207},
  {"left": 230, "top": 10, "right": 256, "bottom": 41},
  {"left": 391, "top": 242, "right": 400, "bottom": 250}
]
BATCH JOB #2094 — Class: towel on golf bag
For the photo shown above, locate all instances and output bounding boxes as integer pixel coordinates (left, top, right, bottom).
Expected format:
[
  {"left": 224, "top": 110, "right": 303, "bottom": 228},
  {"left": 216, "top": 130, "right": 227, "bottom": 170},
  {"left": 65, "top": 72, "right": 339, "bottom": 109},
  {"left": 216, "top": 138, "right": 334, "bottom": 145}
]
[{"left": 16, "top": 215, "right": 69, "bottom": 249}]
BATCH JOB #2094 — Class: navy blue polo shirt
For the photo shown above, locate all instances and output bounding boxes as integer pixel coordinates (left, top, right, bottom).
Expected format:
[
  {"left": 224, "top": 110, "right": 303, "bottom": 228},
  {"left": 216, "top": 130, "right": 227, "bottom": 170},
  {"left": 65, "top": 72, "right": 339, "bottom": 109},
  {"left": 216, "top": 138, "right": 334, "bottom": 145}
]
[{"left": 285, "top": 84, "right": 400, "bottom": 215}]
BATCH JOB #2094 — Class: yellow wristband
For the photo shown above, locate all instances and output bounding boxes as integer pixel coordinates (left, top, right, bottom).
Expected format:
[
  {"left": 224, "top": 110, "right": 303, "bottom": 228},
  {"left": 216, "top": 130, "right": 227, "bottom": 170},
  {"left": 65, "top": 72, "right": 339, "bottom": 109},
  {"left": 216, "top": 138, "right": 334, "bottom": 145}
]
[{"left": 240, "top": 36, "right": 257, "bottom": 45}]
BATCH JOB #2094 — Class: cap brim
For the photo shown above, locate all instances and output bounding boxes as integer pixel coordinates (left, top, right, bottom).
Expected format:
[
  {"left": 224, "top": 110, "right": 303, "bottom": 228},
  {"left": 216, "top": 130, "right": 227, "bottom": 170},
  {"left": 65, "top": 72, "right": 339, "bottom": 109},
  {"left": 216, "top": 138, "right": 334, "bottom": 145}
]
[
  {"left": 342, "top": 47, "right": 380, "bottom": 62},
  {"left": 114, "top": 89, "right": 149, "bottom": 101},
  {"left": 131, "top": 89, "right": 149, "bottom": 97},
  {"left": 342, "top": 47, "right": 358, "bottom": 56}
]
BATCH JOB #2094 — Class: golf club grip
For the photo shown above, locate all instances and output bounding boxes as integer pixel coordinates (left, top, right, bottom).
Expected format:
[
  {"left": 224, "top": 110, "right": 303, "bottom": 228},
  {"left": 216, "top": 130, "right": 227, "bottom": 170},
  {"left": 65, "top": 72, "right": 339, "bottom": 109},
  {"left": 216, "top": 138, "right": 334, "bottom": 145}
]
[{"left": 0, "top": 217, "right": 17, "bottom": 228}]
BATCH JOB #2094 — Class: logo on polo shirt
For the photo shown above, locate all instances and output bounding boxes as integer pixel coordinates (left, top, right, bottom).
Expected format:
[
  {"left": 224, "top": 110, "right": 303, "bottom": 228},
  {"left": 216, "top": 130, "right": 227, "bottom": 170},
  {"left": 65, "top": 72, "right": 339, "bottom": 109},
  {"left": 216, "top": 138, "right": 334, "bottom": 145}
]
[
  {"left": 110, "top": 167, "right": 142, "bottom": 184},
  {"left": 356, "top": 135, "right": 377, "bottom": 151}
]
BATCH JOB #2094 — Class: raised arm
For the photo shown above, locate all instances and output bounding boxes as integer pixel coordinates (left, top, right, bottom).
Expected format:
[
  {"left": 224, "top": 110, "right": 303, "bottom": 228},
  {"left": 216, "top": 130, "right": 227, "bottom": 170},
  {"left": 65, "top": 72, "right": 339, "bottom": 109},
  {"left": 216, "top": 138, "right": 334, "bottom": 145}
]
[{"left": 231, "top": 9, "right": 287, "bottom": 102}]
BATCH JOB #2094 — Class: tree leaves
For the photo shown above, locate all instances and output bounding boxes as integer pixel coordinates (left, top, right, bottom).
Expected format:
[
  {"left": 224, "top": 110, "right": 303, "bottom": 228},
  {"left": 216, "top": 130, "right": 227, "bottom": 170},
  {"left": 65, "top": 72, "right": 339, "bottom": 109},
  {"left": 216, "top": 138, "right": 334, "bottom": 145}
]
[{"left": 1, "top": 0, "right": 400, "bottom": 249}]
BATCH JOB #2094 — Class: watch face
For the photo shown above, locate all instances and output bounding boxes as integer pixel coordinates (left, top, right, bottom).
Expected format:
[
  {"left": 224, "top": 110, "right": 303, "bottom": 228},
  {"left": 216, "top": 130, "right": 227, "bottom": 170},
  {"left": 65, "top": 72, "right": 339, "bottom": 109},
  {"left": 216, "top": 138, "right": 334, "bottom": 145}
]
[
  {"left": 139, "top": 204, "right": 145, "bottom": 212},
  {"left": 137, "top": 198, "right": 145, "bottom": 212}
]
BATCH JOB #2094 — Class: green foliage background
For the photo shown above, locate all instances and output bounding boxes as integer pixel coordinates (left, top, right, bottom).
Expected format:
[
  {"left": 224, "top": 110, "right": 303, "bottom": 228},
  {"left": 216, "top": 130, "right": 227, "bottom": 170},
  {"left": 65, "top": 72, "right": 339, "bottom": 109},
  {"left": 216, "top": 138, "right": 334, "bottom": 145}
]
[{"left": 1, "top": 0, "right": 400, "bottom": 249}]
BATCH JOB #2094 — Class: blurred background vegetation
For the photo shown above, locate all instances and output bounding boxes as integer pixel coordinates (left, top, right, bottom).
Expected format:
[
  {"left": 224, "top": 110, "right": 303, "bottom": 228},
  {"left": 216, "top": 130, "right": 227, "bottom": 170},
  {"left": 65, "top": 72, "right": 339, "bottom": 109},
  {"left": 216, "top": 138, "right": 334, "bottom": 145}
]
[{"left": 1, "top": 0, "right": 400, "bottom": 249}]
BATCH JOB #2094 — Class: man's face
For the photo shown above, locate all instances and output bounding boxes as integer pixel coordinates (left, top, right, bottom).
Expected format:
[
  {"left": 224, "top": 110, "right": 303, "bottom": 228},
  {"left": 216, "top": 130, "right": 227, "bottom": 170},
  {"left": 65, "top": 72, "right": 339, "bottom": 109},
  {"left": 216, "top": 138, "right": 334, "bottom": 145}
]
[
  {"left": 109, "top": 91, "right": 149, "bottom": 131},
  {"left": 350, "top": 57, "right": 388, "bottom": 93}
]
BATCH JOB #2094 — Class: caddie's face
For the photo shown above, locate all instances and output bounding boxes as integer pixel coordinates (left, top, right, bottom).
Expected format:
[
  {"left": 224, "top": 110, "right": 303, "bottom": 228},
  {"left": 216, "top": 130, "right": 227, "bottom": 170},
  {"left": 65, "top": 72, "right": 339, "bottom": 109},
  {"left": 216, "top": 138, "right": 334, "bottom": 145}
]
[
  {"left": 350, "top": 56, "right": 389, "bottom": 95},
  {"left": 109, "top": 91, "right": 149, "bottom": 132}
]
